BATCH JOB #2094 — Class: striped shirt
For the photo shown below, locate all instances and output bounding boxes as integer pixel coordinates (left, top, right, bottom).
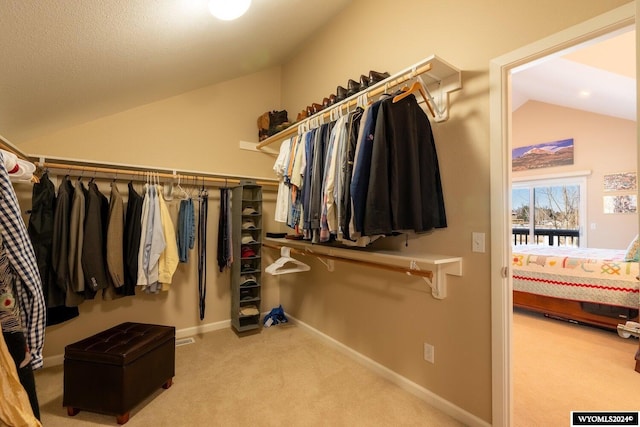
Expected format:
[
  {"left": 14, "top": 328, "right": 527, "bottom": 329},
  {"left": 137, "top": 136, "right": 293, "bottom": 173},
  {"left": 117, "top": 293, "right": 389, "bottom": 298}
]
[{"left": 0, "top": 152, "right": 46, "bottom": 369}]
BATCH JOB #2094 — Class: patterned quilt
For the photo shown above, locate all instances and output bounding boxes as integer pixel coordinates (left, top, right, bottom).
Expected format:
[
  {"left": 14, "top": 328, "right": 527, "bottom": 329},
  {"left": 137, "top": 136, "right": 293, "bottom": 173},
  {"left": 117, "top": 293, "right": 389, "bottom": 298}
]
[{"left": 512, "top": 245, "right": 640, "bottom": 308}]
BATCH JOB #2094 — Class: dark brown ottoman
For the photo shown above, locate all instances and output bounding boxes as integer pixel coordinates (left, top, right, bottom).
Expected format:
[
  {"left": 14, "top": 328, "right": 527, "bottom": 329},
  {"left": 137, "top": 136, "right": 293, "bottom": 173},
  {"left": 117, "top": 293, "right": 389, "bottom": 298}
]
[{"left": 63, "top": 322, "right": 175, "bottom": 424}]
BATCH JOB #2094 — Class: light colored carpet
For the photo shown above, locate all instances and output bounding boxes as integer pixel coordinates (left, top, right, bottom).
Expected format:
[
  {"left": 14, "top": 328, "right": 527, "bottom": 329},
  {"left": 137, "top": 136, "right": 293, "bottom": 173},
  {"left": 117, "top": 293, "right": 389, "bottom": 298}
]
[
  {"left": 513, "top": 309, "right": 640, "bottom": 426},
  {"left": 34, "top": 323, "right": 463, "bottom": 426}
]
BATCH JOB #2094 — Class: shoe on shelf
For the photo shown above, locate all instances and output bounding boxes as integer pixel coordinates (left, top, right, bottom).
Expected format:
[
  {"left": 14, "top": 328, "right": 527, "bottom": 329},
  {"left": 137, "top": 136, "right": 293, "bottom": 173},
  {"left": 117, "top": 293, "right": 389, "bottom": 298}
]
[
  {"left": 311, "top": 103, "right": 324, "bottom": 114},
  {"left": 359, "top": 74, "right": 370, "bottom": 91},
  {"left": 296, "top": 109, "right": 308, "bottom": 122},
  {"left": 335, "top": 86, "right": 348, "bottom": 102},
  {"left": 346, "top": 79, "right": 360, "bottom": 97},
  {"left": 368, "top": 70, "right": 391, "bottom": 86}
]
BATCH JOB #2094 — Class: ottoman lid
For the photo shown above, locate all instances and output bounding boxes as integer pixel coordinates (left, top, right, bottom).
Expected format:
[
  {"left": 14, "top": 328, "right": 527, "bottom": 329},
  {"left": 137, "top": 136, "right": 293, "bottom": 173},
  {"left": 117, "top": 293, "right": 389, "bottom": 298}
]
[{"left": 65, "top": 322, "right": 175, "bottom": 366}]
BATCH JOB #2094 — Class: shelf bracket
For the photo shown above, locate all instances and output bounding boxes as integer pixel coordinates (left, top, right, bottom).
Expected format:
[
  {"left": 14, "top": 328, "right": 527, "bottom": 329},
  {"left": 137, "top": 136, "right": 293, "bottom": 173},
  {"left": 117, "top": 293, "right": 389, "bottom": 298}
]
[
  {"left": 408, "top": 258, "right": 462, "bottom": 300},
  {"left": 316, "top": 256, "right": 335, "bottom": 272}
]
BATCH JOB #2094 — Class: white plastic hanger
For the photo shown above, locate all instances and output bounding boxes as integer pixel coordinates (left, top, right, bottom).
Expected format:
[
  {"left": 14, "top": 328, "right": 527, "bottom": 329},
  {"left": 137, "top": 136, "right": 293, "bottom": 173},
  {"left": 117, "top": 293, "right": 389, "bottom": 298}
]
[{"left": 265, "top": 247, "right": 310, "bottom": 275}]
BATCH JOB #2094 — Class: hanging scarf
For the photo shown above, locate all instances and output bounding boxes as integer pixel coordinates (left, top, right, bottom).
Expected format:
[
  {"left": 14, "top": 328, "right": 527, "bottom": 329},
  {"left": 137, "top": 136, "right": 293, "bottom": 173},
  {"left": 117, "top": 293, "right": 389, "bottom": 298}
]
[
  {"left": 217, "top": 187, "right": 232, "bottom": 272},
  {"left": 198, "top": 187, "right": 208, "bottom": 320}
]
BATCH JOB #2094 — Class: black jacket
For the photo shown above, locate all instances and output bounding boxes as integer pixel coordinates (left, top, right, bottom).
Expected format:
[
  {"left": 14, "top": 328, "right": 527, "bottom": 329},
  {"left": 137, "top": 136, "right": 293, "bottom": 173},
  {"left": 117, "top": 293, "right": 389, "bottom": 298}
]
[
  {"left": 81, "top": 181, "right": 111, "bottom": 295},
  {"left": 363, "top": 95, "right": 446, "bottom": 236},
  {"left": 27, "top": 174, "right": 79, "bottom": 325}
]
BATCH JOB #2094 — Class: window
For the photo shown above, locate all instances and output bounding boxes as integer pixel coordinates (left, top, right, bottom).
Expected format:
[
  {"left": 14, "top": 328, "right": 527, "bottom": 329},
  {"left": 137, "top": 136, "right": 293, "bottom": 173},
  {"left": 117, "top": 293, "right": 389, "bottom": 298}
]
[{"left": 512, "top": 176, "right": 586, "bottom": 247}]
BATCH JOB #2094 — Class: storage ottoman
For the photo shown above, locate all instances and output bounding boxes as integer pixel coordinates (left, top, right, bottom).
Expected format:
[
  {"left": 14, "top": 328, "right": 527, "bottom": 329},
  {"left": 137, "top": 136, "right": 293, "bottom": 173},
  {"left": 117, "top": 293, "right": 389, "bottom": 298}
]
[{"left": 63, "top": 322, "right": 175, "bottom": 424}]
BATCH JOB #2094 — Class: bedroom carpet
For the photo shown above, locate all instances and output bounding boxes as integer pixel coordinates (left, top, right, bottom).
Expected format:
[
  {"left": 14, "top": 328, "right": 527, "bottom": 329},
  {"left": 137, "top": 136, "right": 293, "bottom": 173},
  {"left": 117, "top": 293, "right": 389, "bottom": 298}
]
[
  {"left": 33, "top": 323, "right": 463, "bottom": 427},
  {"left": 513, "top": 308, "right": 640, "bottom": 426}
]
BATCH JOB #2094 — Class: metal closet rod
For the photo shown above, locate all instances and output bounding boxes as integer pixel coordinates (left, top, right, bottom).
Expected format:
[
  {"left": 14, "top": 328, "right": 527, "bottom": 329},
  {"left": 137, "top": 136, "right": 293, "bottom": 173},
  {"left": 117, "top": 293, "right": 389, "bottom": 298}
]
[
  {"left": 262, "top": 242, "right": 433, "bottom": 280},
  {"left": 37, "top": 160, "right": 279, "bottom": 188},
  {"left": 255, "top": 61, "right": 434, "bottom": 150}
]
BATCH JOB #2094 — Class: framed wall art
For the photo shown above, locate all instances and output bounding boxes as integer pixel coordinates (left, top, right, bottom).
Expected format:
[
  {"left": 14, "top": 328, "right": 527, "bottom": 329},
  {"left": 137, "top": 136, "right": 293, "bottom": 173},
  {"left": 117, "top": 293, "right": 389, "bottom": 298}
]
[
  {"left": 512, "top": 138, "right": 574, "bottom": 172},
  {"left": 603, "top": 172, "right": 637, "bottom": 192},
  {"left": 603, "top": 195, "right": 637, "bottom": 214}
]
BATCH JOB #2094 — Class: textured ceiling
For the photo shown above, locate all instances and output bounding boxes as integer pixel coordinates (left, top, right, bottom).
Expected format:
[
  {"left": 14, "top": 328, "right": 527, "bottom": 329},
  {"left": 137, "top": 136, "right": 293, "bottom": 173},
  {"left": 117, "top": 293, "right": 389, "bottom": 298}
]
[{"left": 0, "top": 0, "right": 352, "bottom": 144}]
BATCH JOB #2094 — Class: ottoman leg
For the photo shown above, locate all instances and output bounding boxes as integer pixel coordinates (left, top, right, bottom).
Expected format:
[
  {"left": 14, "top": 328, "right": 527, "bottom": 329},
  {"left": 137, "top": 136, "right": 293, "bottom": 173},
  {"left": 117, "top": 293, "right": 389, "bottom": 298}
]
[
  {"left": 162, "top": 378, "right": 173, "bottom": 389},
  {"left": 117, "top": 412, "right": 130, "bottom": 424},
  {"left": 67, "top": 407, "right": 80, "bottom": 416}
]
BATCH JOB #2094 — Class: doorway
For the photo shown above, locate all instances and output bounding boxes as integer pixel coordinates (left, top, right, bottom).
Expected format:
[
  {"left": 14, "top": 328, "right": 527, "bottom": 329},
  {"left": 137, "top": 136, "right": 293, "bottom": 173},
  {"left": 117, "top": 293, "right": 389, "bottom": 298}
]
[{"left": 489, "top": 4, "right": 636, "bottom": 426}]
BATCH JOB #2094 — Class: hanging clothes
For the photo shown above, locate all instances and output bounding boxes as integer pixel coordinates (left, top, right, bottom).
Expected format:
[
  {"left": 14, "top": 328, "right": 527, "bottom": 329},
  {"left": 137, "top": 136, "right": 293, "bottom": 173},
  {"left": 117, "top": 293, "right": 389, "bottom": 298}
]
[
  {"left": 273, "top": 90, "right": 446, "bottom": 246},
  {"left": 198, "top": 187, "right": 208, "bottom": 320},
  {"left": 68, "top": 179, "right": 87, "bottom": 301},
  {"left": 339, "top": 107, "right": 364, "bottom": 241},
  {"left": 308, "top": 122, "right": 332, "bottom": 242},
  {"left": 363, "top": 94, "right": 447, "bottom": 235},
  {"left": 301, "top": 128, "right": 317, "bottom": 237},
  {"left": 28, "top": 173, "right": 79, "bottom": 324},
  {"left": 0, "top": 152, "right": 46, "bottom": 370},
  {"left": 136, "top": 183, "right": 151, "bottom": 288},
  {"left": 217, "top": 187, "right": 231, "bottom": 272},
  {"left": 52, "top": 176, "right": 84, "bottom": 311},
  {"left": 157, "top": 185, "right": 178, "bottom": 288},
  {"left": 103, "top": 182, "right": 125, "bottom": 300},
  {"left": 273, "top": 137, "right": 293, "bottom": 224},
  {"left": 349, "top": 96, "right": 386, "bottom": 239},
  {"left": 144, "top": 185, "right": 166, "bottom": 293},
  {"left": 177, "top": 198, "right": 195, "bottom": 263},
  {"left": 81, "top": 181, "right": 111, "bottom": 297},
  {"left": 26, "top": 173, "right": 55, "bottom": 309},
  {"left": 121, "top": 181, "right": 143, "bottom": 296},
  {"left": 106, "top": 182, "right": 125, "bottom": 288}
]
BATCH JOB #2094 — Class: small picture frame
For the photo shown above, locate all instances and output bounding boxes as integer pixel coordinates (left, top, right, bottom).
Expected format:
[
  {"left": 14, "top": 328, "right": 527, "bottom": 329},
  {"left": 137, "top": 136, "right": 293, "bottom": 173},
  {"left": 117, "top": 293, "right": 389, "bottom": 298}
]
[
  {"left": 603, "top": 195, "right": 637, "bottom": 214},
  {"left": 603, "top": 172, "right": 637, "bottom": 192}
]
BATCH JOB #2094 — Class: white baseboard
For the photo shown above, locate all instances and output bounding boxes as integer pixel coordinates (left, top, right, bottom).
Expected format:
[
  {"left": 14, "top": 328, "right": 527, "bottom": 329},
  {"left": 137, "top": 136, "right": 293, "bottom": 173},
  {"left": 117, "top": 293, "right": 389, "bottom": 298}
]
[
  {"left": 175, "top": 319, "right": 230, "bottom": 339},
  {"left": 42, "top": 319, "right": 232, "bottom": 368},
  {"left": 287, "top": 314, "right": 491, "bottom": 427}
]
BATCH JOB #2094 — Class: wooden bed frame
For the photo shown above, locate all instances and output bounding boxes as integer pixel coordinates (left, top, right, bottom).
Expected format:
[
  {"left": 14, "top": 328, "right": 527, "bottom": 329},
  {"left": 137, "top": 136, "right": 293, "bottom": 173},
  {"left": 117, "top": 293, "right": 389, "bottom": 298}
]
[{"left": 513, "top": 290, "right": 639, "bottom": 331}]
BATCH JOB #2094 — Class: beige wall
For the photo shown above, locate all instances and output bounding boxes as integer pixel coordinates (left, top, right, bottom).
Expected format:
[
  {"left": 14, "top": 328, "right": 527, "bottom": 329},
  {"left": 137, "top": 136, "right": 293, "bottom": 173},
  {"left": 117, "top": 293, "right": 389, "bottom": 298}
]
[
  {"left": 278, "top": 0, "right": 631, "bottom": 423},
  {"left": 513, "top": 101, "right": 637, "bottom": 249},
  {"left": 7, "top": 1, "right": 633, "bottom": 425},
  {"left": 21, "top": 66, "right": 283, "bottom": 178},
  {"left": 16, "top": 67, "right": 286, "bottom": 359}
]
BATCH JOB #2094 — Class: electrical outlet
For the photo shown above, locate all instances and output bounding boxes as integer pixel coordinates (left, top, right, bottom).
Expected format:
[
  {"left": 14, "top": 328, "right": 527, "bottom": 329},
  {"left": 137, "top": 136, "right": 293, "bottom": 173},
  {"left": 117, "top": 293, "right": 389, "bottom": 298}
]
[{"left": 423, "top": 343, "right": 435, "bottom": 363}]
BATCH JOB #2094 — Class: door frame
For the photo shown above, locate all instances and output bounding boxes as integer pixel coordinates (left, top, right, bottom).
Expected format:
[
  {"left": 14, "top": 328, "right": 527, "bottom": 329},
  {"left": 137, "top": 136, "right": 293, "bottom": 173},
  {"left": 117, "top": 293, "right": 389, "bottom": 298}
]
[{"left": 489, "top": 3, "right": 636, "bottom": 426}]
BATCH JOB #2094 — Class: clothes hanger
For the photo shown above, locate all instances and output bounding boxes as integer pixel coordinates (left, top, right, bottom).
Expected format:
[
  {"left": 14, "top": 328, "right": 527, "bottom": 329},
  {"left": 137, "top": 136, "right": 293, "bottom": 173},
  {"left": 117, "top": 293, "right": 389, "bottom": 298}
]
[
  {"left": 176, "top": 174, "right": 189, "bottom": 200},
  {"left": 392, "top": 80, "right": 436, "bottom": 117},
  {"left": 265, "top": 247, "right": 311, "bottom": 275}
]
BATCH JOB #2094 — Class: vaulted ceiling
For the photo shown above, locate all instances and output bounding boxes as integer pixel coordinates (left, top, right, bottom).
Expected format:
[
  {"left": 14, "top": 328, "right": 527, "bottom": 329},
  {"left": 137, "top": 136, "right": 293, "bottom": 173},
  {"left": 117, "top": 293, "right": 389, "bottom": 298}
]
[
  {"left": 0, "top": 2, "right": 635, "bottom": 147},
  {"left": 511, "top": 28, "right": 636, "bottom": 121},
  {"left": 0, "top": 0, "right": 352, "bottom": 144}
]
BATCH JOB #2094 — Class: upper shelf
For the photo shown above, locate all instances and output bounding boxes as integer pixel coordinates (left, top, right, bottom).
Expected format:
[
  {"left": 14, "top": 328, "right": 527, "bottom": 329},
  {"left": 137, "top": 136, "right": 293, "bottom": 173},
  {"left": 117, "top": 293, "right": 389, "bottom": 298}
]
[{"left": 256, "top": 55, "right": 461, "bottom": 150}]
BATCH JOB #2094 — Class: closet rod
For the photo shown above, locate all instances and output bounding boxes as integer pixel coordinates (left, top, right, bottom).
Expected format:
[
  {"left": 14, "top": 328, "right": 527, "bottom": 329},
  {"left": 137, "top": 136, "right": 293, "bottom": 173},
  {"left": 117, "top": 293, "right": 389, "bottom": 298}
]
[
  {"left": 256, "top": 62, "right": 433, "bottom": 150},
  {"left": 262, "top": 243, "right": 433, "bottom": 280},
  {"left": 37, "top": 161, "right": 278, "bottom": 188}
]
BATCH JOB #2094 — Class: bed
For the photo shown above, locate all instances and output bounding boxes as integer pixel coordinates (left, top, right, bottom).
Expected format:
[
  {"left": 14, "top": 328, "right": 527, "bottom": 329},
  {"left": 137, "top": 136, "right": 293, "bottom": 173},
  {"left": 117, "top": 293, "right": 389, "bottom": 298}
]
[{"left": 512, "top": 244, "right": 640, "bottom": 330}]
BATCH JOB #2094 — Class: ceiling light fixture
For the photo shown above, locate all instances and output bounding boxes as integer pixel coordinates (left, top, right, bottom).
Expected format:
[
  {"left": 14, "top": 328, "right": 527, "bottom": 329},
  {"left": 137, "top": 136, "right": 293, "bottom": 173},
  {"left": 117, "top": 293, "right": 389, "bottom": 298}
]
[{"left": 208, "top": 0, "right": 251, "bottom": 21}]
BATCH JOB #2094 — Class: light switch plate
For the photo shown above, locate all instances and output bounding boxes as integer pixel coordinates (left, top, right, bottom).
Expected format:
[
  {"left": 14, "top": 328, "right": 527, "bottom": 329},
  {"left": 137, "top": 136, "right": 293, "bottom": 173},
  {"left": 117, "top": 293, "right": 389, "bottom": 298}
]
[{"left": 472, "top": 232, "right": 485, "bottom": 253}]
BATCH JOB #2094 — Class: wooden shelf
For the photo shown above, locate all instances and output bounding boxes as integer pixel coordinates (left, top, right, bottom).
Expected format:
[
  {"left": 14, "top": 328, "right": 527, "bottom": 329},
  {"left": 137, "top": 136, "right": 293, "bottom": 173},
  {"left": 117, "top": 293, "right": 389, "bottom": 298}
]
[{"left": 263, "top": 238, "right": 462, "bottom": 300}]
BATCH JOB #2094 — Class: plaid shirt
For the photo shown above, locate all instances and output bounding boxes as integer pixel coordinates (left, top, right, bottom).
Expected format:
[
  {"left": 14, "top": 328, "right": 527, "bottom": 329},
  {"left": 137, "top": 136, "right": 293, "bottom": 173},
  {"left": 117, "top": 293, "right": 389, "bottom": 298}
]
[{"left": 0, "top": 152, "right": 46, "bottom": 369}]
